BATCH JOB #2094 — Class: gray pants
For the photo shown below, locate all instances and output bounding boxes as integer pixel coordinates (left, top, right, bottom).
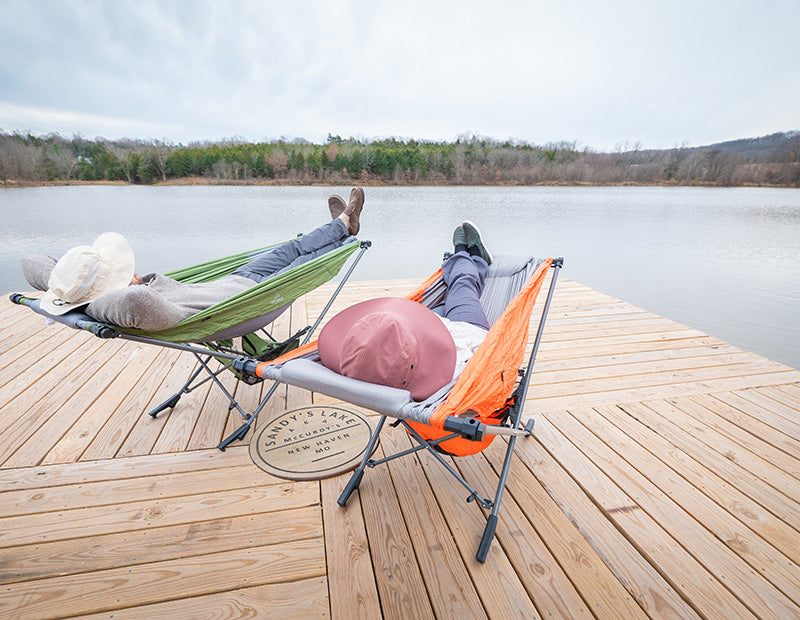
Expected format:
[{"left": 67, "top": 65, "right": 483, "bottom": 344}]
[
  {"left": 432, "top": 251, "right": 490, "bottom": 330},
  {"left": 233, "top": 219, "right": 350, "bottom": 282}
]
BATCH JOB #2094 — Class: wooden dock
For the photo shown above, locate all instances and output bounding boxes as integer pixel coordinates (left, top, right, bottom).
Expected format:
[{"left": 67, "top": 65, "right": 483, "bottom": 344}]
[{"left": 1, "top": 275, "right": 799, "bottom": 619}]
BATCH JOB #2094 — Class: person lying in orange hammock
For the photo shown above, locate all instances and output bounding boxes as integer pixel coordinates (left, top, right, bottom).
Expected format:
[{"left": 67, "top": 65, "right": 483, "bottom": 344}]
[{"left": 318, "top": 221, "right": 492, "bottom": 401}]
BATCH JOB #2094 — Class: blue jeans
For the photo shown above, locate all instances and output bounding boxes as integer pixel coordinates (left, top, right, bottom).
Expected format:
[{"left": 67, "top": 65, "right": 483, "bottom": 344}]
[
  {"left": 233, "top": 219, "right": 350, "bottom": 282},
  {"left": 432, "top": 251, "right": 490, "bottom": 330}
]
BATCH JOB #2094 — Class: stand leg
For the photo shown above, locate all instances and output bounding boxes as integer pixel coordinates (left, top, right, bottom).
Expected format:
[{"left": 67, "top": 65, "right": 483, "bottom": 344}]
[
  {"left": 338, "top": 416, "right": 386, "bottom": 506},
  {"left": 217, "top": 381, "right": 283, "bottom": 451}
]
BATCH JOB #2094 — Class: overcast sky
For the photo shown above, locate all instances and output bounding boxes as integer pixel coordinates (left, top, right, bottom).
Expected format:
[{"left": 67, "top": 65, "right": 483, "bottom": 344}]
[{"left": 0, "top": 0, "right": 798, "bottom": 151}]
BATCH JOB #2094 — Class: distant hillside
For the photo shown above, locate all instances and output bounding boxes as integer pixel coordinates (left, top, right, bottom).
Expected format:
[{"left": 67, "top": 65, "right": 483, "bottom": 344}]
[
  {"left": 701, "top": 131, "right": 800, "bottom": 161},
  {"left": 1, "top": 130, "right": 799, "bottom": 187}
]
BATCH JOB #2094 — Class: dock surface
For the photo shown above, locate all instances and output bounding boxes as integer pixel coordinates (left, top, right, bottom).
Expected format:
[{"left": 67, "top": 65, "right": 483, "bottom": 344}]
[{"left": 1, "top": 275, "right": 799, "bottom": 619}]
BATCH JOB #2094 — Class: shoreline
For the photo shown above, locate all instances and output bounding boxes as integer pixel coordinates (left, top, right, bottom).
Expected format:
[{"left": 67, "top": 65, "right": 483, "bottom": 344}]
[{"left": 2, "top": 178, "right": 798, "bottom": 189}]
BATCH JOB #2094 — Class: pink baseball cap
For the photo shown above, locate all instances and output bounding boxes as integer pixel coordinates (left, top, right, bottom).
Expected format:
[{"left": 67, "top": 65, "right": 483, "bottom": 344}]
[{"left": 318, "top": 297, "right": 457, "bottom": 401}]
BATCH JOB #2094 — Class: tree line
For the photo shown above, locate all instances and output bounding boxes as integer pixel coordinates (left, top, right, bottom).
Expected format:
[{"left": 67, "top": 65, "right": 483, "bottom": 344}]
[{"left": 1, "top": 130, "right": 798, "bottom": 187}]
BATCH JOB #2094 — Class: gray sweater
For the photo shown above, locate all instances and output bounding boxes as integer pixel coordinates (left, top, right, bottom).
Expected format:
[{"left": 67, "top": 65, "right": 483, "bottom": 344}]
[{"left": 21, "top": 255, "right": 255, "bottom": 331}]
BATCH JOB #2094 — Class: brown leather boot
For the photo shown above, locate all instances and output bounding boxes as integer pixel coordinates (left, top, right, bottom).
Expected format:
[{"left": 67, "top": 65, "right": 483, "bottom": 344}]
[
  {"left": 328, "top": 195, "right": 346, "bottom": 219},
  {"left": 343, "top": 187, "right": 365, "bottom": 235}
]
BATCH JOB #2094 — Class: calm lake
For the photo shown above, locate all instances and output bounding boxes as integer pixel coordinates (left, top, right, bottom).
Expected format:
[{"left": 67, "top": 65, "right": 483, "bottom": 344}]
[{"left": 2, "top": 185, "right": 799, "bottom": 370}]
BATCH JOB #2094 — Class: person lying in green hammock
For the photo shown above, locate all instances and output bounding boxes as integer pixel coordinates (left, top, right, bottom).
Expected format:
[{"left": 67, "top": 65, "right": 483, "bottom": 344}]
[{"left": 21, "top": 188, "right": 365, "bottom": 331}]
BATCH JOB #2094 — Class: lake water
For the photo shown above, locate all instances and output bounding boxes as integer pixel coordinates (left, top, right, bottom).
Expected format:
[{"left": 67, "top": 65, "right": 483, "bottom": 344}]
[{"left": 2, "top": 185, "right": 799, "bottom": 370}]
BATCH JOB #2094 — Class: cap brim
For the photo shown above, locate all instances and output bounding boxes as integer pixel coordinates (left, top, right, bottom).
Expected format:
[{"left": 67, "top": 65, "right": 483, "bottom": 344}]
[{"left": 38, "top": 290, "right": 90, "bottom": 316}]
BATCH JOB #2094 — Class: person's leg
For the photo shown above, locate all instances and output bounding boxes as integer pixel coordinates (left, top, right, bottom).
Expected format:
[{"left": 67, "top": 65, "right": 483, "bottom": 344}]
[
  {"left": 232, "top": 218, "right": 350, "bottom": 282},
  {"left": 440, "top": 251, "right": 490, "bottom": 330}
]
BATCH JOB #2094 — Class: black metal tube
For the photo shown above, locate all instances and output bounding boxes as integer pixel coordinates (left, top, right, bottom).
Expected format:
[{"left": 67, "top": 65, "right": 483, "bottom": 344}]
[
  {"left": 302, "top": 242, "right": 371, "bottom": 345},
  {"left": 477, "top": 258, "right": 563, "bottom": 561},
  {"left": 515, "top": 258, "right": 563, "bottom": 414}
]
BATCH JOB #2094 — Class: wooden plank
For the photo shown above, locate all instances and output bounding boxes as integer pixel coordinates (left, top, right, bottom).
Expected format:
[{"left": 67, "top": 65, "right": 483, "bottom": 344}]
[
  {"left": 186, "top": 358, "right": 242, "bottom": 450},
  {"left": 0, "top": 322, "right": 79, "bottom": 381},
  {"left": 696, "top": 391, "right": 800, "bottom": 462},
  {"left": 2, "top": 340, "right": 144, "bottom": 468},
  {"left": 0, "top": 482, "right": 319, "bottom": 548},
  {"left": 677, "top": 394, "right": 800, "bottom": 480},
  {"left": 532, "top": 350, "right": 766, "bottom": 385},
  {"left": 618, "top": 401, "right": 800, "bottom": 532},
  {"left": 718, "top": 388, "right": 800, "bottom": 439},
  {"left": 541, "top": 317, "right": 699, "bottom": 340},
  {"left": 151, "top": 359, "right": 216, "bottom": 454},
  {"left": 356, "top": 442, "right": 436, "bottom": 620},
  {"left": 0, "top": 325, "right": 89, "bottom": 398},
  {"left": 768, "top": 382, "right": 800, "bottom": 402},
  {"left": 0, "top": 337, "right": 123, "bottom": 465},
  {"left": 0, "top": 506, "right": 322, "bottom": 585},
  {"left": 512, "top": 426, "right": 702, "bottom": 619},
  {"left": 411, "top": 442, "right": 541, "bottom": 619},
  {"left": 116, "top": 353, "right": 199, "bottom": 457},
  {"left": 321, "top": 470, "right": 382, "bottom": 620},
  {"left": 0, "top": 446, "right": 252, "bottom": 490},
  {"left": 80, "top": 348, "right": 183, "bottom": 460},
  {"left": 0, "top": 539, "right": 326, "bottom": 620},
  {"left": 530, "top": 358, "right": 796, "bottom": 400},
  {"left": 534, "top": 335, "right": 728, "bottom": 362},
  {"left": 77, "top": 578, "right": 330, "bottom": 620},
  {"left": 534, "top": 415, "right": 757, "bottom": 619},
  {"left": 449, "top": 440, "right": 616, "bottom": 618},
  {"left": 594, "top": 403, "right": 800, "bottom": 567},
  {"left": 532, "top": 344, "right": 746, "bottom": 374},
  {"left": 380, "top": 428, "right": 489, "bottom": 620},
  {"left": 0, "top": 317, "right": 49, "bottom": 370},
  {"left": 41, "top": 343, "right": 165, "bottom": 464},
  {"left": 637, "top": 399, "right": 800, "bottom": 507},
  {"left": 0, "top": 465, "right": 280, "bottom": 518},
  {"left": 527, "top": 370, "right": 800, "bottom": 413},
  {"left": 572, "top": 406, "right": 800, "bottom": 606}
]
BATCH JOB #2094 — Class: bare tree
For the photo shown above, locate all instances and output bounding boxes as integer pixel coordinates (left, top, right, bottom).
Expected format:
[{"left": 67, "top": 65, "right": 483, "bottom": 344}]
[
  {"left": 149, "top": 139, "right": 172, "bottom": 182},
  {"left": 109, "top": 146, "right": 136, "bottom": 183}
]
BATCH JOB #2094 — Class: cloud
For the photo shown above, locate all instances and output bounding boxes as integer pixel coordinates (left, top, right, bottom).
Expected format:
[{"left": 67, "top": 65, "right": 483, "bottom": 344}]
[{"left": 0, "top": 0, "right": 798, "bottom": 149}]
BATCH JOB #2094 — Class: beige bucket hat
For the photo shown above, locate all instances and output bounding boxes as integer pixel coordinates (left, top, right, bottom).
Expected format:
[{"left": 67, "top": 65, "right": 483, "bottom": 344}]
[{"left": 40, "top": 232, "right": 135, "bottom": 315}]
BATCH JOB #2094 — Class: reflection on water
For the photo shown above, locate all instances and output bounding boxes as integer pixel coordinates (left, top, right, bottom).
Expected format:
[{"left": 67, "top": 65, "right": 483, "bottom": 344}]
[{"left": 2, "top": 185, "right": 799, "bottom": 369}]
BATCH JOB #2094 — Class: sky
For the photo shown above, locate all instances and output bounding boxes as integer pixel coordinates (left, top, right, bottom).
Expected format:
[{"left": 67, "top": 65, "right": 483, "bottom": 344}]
[{"left": 0, "top": 0, "right": 798, "bottom": 151}]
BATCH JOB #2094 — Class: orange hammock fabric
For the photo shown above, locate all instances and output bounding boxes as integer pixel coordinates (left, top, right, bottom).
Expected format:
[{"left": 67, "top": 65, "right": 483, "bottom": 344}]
[{"left": 406, "top": 258, "right": 552, "bottom": 454}]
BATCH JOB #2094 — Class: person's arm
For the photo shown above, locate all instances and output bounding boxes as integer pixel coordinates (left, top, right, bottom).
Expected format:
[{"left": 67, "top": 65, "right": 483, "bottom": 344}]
[{"left": 86, "top": 286, "right": 189, "bottom": 331}]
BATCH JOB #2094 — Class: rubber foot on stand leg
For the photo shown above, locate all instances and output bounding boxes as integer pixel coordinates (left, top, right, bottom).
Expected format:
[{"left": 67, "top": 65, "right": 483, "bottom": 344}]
[
  {"left": 476, "top": 514, "right": 498, "bottom": 563},
  {"left": 148, "top": 393, "right": 181, "bottom": 418},
  {"left": 337, "top": 469, "right": 364, "bottom": 506}
]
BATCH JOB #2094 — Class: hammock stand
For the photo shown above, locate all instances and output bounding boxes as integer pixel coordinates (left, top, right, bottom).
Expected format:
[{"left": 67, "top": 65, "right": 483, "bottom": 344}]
[
  {"left": 11, "top": 236, "right": 371, "bottom": 450},
  {"left": 234, "top": 253, "right": 563, "bottom": 561}
]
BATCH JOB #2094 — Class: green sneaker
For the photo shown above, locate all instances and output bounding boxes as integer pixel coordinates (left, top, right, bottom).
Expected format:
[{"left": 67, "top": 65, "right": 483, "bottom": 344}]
[
  {"left": 452, "top": 224, "right": 468, "bottom": 250},
  {"left": 462, "top": 221, "right": 493, "bottom": 265}
]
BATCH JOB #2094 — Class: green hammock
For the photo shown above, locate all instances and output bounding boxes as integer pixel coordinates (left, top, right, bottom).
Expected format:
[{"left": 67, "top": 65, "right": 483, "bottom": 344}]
[
  {"left": 114, "top": 238, "right": 361, "bottom": 343},
  {"left": 10, "top": 234, "right": 368, "bottom": 452}
]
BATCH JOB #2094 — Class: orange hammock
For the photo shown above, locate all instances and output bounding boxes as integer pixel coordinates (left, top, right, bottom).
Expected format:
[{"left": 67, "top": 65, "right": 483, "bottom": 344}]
[
  {"left": 249, "top": 255, "right": 555, "bottom": 455},
  {"left": 241, "top": 253, "right": 563, "bottom": 562}
]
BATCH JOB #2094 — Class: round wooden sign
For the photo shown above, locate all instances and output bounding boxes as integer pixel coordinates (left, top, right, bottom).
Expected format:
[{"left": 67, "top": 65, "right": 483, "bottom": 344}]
[{"left": 249, "top": 406, "right": 376, "bottom": 481}]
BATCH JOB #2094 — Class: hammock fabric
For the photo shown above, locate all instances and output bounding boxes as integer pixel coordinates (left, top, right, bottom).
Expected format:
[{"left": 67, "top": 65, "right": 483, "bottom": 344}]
[
  {"left": 250, "top": 255, "right": 554, "bottom": 455},
  {"left": 118, "top": 239, "right": 361, "bottom": 343}
]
